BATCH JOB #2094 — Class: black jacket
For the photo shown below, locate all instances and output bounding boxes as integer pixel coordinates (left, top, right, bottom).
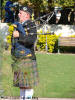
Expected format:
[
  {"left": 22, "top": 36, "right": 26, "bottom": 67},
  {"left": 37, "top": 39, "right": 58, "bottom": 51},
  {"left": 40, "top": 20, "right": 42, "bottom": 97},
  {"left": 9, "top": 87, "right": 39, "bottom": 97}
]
[{"left": 12, "top": 20, "right": 37, "bottom": 60}]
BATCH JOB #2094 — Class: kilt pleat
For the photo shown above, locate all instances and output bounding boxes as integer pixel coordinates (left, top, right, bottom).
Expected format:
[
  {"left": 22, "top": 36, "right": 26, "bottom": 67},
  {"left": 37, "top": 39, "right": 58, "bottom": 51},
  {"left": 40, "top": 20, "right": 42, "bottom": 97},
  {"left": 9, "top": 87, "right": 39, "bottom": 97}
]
[{"left": 12, "top": 58, "right": 39, "bottom": 88}]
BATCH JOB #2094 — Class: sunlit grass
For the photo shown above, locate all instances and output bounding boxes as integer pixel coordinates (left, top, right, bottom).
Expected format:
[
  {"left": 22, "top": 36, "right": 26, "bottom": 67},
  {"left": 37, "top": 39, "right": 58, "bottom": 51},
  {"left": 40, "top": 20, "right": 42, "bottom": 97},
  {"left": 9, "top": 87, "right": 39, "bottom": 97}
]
[{"left": 1, "top": 52, "right": 75, "bottom": 98}]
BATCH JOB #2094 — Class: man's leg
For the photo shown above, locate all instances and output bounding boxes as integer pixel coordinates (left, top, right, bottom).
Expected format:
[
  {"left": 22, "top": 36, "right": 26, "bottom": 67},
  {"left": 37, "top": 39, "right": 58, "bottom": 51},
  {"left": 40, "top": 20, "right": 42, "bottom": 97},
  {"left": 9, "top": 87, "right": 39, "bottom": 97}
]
[
  {"left": 20, "top": 89, "right": 25, "bottom": 100},
  {"left": 24, "top": 89, "right": 34, "bottom": 100},
  {"left": 20, "top": 88, "right": 34, "bottom": 100}
]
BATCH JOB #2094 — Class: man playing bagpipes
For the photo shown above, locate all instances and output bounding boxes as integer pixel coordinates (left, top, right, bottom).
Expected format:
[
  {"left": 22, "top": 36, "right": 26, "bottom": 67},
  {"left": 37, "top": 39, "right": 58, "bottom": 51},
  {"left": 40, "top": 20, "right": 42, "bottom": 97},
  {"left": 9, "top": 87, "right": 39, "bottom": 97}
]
[{"left": 11, "top": 6, "right": 39, "bottom": 100}]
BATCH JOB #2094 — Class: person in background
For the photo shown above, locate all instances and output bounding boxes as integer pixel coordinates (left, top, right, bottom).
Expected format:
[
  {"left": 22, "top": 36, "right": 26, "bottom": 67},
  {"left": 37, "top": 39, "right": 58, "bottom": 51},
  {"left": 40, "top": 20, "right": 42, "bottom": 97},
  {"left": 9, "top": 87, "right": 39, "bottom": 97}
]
[
  {"left": 4, "top": 0, "right": 15, "bottom": 23},
  {"left": 70, "top": 9, "right": 75, "bottom": 25},
  {"left": 11, "top": 6, "right": 39, "bottom": 100},
  {"left": 56, "top": 10, "right": 61, "bottom": 24}
]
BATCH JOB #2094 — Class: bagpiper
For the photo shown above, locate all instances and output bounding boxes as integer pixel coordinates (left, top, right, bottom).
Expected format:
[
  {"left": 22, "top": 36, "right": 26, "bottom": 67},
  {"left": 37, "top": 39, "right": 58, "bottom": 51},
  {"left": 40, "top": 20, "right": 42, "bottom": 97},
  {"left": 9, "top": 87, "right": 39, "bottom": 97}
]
[{"left": 11, "top": 6, "right": 39, "bottom": 100}]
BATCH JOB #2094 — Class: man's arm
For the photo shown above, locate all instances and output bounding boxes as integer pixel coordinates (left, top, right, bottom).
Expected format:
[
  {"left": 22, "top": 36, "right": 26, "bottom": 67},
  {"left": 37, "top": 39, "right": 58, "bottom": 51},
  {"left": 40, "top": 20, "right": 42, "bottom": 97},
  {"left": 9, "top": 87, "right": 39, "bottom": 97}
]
[
  {"left": 13, "top": 22, "right": 37, "bottom": 46},
  {"left": 13, "top": 29, "right": 37, "bottom": 46}
]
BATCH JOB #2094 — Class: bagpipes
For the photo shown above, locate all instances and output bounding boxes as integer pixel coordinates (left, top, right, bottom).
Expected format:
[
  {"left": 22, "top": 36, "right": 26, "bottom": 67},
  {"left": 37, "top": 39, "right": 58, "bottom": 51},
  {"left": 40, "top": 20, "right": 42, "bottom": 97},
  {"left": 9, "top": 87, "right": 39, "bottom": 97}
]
[
  {"left": 8, "top": 10, "right": 55, "bottom": 45},
  {"left": 12, "top": 11, "right": 55, "bottom": 36},
  {"left": 8, "top": 11, "right": 55, "bottom": 45}
]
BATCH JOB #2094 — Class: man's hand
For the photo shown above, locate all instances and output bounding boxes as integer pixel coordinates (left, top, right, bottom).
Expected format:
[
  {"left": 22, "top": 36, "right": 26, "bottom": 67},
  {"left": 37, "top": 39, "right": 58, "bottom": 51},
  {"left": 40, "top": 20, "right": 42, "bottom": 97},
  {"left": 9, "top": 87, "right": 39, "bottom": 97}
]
[{"left": 13, "top": 31, "right": 19, "bottom": 38}]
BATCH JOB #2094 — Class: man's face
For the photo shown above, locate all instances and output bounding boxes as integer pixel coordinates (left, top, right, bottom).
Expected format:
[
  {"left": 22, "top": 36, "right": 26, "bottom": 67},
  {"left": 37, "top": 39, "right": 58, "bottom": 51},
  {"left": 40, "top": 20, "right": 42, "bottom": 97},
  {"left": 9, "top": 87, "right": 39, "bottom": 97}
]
[{"left": 18, "top": 10, "right": 29, "bottom": 22}]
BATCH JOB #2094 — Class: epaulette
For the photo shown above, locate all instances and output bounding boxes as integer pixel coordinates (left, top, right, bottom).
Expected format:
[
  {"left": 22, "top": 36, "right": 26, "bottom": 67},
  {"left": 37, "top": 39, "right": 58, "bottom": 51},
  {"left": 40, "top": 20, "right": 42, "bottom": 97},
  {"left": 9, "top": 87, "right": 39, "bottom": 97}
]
[{"left": 13, "top": 24, "right": 17, "bottom": 28}]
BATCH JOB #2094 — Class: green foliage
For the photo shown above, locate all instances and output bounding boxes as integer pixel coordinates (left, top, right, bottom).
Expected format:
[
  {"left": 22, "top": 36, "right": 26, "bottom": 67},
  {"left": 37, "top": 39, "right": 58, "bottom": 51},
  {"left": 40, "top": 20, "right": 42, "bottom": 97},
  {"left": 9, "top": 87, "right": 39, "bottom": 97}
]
[
  {"left": 69, "top": 35, "right": 75, "bottom": 37},
  {"left": 2, "top": 0, "right": 75, "bottom": 18},
  {"left": 6, "top": 25, "right": 14, "bottom": 49},
  {"left": 37, "top": 34, "right": 58, "bottom": 53},
  {"left": 54, "top": 0, "right": 75, "bottom": 7}
]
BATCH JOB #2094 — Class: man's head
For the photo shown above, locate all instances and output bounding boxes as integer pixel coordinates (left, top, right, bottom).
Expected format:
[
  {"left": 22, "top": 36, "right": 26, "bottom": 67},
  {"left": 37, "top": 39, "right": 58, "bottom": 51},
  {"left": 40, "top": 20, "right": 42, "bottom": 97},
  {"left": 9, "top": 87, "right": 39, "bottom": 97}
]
[{"left": 18, "top": 6, "right": 32, "bottom": 23}]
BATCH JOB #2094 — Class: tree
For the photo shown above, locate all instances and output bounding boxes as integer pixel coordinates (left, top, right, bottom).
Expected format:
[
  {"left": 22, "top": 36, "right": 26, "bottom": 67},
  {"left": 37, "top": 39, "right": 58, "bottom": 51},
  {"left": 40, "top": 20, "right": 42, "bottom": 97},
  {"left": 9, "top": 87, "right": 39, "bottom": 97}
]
[
  {"left": 54, "top": 0, "right": 75, "bottom": 7},
  {"left": 2, "top": 0, "right": 75, "bottom": 17}
]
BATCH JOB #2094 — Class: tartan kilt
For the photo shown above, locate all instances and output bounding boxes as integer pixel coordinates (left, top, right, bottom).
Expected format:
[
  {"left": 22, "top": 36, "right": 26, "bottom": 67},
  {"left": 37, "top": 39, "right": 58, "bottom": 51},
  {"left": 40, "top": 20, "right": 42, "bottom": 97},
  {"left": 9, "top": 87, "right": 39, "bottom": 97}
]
[{"left": 12, "top": 57, "right": 39, "bottom": 88}]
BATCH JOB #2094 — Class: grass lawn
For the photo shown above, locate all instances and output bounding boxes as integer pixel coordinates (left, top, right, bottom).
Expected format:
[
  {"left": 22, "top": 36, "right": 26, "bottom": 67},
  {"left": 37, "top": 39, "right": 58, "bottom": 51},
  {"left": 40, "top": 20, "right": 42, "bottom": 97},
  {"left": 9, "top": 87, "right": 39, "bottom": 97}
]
[{"left": 1, "top": 52, "right": 75, "bottom": 98}]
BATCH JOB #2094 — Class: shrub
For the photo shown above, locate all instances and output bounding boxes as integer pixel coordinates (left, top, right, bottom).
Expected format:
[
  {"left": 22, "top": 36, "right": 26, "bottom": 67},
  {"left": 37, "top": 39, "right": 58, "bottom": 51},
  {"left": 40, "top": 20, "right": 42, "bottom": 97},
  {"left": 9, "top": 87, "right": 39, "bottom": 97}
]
[
  {"left": 37, "top": 34, "right": 58, "bottom": 53},
  {"left": 6, "top": 25, "right": 14, "bottom": 49}
]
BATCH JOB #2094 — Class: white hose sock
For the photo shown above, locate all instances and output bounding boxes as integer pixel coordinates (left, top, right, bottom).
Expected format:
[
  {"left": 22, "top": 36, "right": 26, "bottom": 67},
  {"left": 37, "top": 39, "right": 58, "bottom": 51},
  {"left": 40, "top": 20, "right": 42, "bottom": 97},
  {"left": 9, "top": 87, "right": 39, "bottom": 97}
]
[
  {"left": 25, "top": 89, "right": 34, "bottom": 100},
  {"left": 20, "top": 89, "right": 25, "bottom": 100},
  {"left": 20, "top": 89, "right": 34, "bottom": 100}
]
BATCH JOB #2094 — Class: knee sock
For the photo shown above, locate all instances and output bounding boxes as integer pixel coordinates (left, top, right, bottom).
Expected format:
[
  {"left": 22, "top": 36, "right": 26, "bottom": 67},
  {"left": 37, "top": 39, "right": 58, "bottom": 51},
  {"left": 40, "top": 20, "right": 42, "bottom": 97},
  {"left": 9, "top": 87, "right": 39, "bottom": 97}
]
[
  {"left": 20, "top": 89, "right": 34, "bottom": 100},
  {"left": 20, "top": 89, "right": 25, "bottom": 100},
  {"left": 25, "top": 89, "right": 34, "bottom": 100}
]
